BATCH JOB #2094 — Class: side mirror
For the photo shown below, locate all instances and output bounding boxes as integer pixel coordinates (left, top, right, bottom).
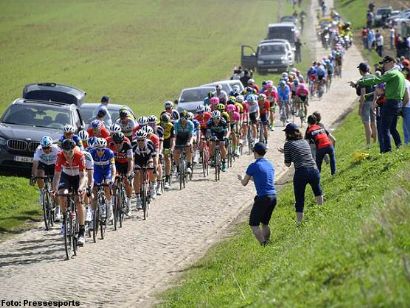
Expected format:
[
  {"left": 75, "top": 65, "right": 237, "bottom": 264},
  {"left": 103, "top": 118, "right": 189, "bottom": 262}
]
[{"left": 174, "top": 99, "right": 179, "bottom": 105}]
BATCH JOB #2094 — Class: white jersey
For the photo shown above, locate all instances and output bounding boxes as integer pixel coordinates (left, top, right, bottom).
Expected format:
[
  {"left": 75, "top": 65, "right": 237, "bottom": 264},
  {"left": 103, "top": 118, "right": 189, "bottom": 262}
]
[
  {"left": 248, "top": 100, "right": 259, "bottom": 113},
  {"left": 33, "top": 144, "right": 60, "bottom": 165},
  {"left": 82, "top": 150, "right": 94, "bottom": 170},
  {"left": 116, "top": 118, "right": 137, "bottom": 138}
]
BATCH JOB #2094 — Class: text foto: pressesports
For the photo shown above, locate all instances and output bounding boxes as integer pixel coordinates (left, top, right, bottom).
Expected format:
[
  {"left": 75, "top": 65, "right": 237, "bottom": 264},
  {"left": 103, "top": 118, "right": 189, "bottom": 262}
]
[{"left": 1, "top": 300, "right": 80, "bottom": 307}]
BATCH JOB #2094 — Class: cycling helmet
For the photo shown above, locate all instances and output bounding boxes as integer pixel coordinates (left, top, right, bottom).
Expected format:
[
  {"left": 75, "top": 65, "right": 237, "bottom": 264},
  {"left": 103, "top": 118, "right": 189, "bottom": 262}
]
[
  {"left": 291, "top": 67, "right": 298, "bottom": 73},
  {"left": 180, "top": 110, "right": 188, "bottom": 119},
  {"left": 109, "top": 123, "right": 122, "bottom": 134},
  {"left": 282, "top": 72, "right": 289, "bottom": 78},
  {"left": 119, "top": 109, "right": 129, "bottom": 118},
  {"left": 61, "top": 139, "right": 76, "bottom": 151},
  {"left": 187, "top": 112, "right": 194, "bottom": 120},
  {"left": 97, "top": 108, "right": 107, "bottom": 117},
  {"left": 258, "top": 94, "right": 267, "bottom": 101},
  {"left": 247, "top": 94, "right": 257, "bottom": 103},
  {"left": 293, "top": 79, "right": 299, "bottom": 85},
  {"left": 211, "top": 110, "right": 221, "bottom": 119},
  {"left": 90, "top": 120, "right": 102, "bottom": 130},
  {"left": 245, "top": 86, "right": 255, "bottom": 94},
  {"left": 215, "top": 84, "right": 222, "bottom": 90},
  {"left": 216, "top": 103, "right": 225, "bottom": 111},
  {"left": 209, "top": 97, "right": 220, "bottom": 105},
  {"left": 95, "top": 138, "right": 107, "bottom": 148},
  {"left": 40, "top": 136, "right": 53, "bottom": 148},
  {"left": 148, "top": 115, "right": 157, "bottom": 123},
  {"left": 78, "top": 130, "right": 89, "bottom": 141},
  {"left": 63, "top": 124, "right": 75, "bottom": 133},
  {"left": 164, "top": 100, "right": 174, "bottom": 109},
  {"left": 279, "top": 80, "right": 286, "bottom": 87},
  {"left": 113, "top": 132, "right": 125, "bottom": 144},
  {"left": 87, "top": 136, "right": 98, "bottom": 148},
  {"left": 141, "top": 125, "right": 154, "bottom": 134},
  {"left": 247, "top": 79, "right": 255, "bottom": 84},
  {"left": 196, "top": 105, "right": 205, "bottom": 113},
  {"left": 135, "top": 130, "right": 147, "bottom": 140},
  {"left": 226, "top": 104, "right": 236, "bottom": 112},
  {"left": 236, "top": 95, "right": 244, "bottom": 103},
  {"left": 161, "top": 113, "right": 170, "bottom": 123},
  {"left": 232, "top": 85, "right": 240, "bottom": 92},
  {"left": 137, "top": 116, "right": 148, "bottom": 126},
  {"left": 228, "top": 96, "right": 236, "bottom": 104},
  {"left": 204, "top": 105, "right": 211, "bottom": 112}
]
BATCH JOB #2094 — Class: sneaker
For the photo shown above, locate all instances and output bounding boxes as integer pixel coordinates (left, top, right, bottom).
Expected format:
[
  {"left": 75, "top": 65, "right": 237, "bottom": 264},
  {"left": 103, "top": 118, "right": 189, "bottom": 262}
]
[
  {"left": 150, "top": 186, "right": 157, "bottom": 199},
  {"left": 156, "top": 183, "right": 162, "bottom": 196},
  {"left": 77, "top": 235, "right": 85, "bottom": 246},
  {"left": 126, "top": 198, "right": 132, "bottom": 216},
  {"left": 164, "top": 182, "right": 170, "bottom": 190},
  {"left": 221, "top": 161, "right": 227, "bottom": 172},
  {"left": 54, "top": 206, "right": 62, "bottom": 222},
  {"left": 85, "top": 207, "right": 93, "bottom": 222},
  {"left": 186, "top": 167, "right": 192, "bottom": 174},
  {"left": 136, "top": 196, "right": 142, "bottom": 210}
]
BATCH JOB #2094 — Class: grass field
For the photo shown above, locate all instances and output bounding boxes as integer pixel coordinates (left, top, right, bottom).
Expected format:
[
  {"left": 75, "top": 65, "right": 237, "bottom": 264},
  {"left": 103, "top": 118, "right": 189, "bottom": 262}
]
[
  {"left": 0, "top": 0, "right": 307, "bottom": 116},
  {"left": 160, "top": 111, "right": 410, "bottom": 307}
]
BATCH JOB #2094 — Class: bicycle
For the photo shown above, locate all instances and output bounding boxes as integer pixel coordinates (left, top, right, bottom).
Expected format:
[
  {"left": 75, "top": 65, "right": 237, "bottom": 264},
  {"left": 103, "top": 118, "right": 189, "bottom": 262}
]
[
  {"left": 279, "top": 101, "right": 288, "bottom": 126},
  {"left": 140, "top": 166, "right": 154, "bottom": 220},
  {"left": 92, "top": 182, "right": 110, "bottom": 242},
  {"left": 59, "top": 189, "right": 79, "bottom": 260},
  {"left": 213, "top": 138, "right": 222, "bottom": 182},
  {"left": 258, "top": 119, "right": 266, "bottom": 145},
  {"left": 199, "top": 136, "right": 209, "bottom": 177},
  {"left": 35, "top": 176, "right": 56, "bottom": 231},
  {"left": 178, "top": 146, "right": 191, "bottom": 190},
  {"left": 226, "top": 137, "right": 234, "bottom": 168},
  {"left": 113, "top": 175, "right": 128, "bottom": 230}
]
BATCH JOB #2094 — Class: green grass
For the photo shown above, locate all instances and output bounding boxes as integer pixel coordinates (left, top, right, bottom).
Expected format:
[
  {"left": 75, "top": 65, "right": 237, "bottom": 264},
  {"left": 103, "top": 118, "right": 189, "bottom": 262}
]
[
  {"left": 160, "top": 112, "right": 410, "bottom": 307},
  {"left": 0, "top": 0, "right": 290, "bottom": 116},
  {"left": 0, "top": 176, "right": 40, "bottom": 234}
]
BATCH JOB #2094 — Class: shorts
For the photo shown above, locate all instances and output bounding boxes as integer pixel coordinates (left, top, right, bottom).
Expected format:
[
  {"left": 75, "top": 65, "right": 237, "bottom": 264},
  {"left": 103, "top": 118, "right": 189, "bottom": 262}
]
[
  {"left": 260, "top": 114, "right": 269, "bottom": 125},
  {"left": 38, "top": 162, "right": 55, "bottom": 177},
  {"left": 249, "top": 195, "right": 277, "bottom": 226},
  {"left": 299, "top": 95, "right": 308, "bottom": 104},
  {"left": 175, "top": 135, "right": 189, "bottom": 147},
  {"left": 361, "top": 100, "right": 376, "bottom": 123},
  {"left": 249, "top": 112, "right": 258, "bottom": 124},
  {"left": 134, "top": 157, "right": 153, "bottom": 169},
  {"left": 115, "top": 162, "right": 129, "bottom": 175},
  {"left": 58, "top": 172, "right": 80, "bottom": 191},
  {"left": 163, "top": 138, "right": 172, "bottom": 149},
  {"left": 318, "top": 75, "right": 324, "bottom": 81},
  {"left": 210, "top": 133, "right": 225, "bottom": 142},
  {"left": 94, "top": 170, "right": 113, "bottom": 185}
]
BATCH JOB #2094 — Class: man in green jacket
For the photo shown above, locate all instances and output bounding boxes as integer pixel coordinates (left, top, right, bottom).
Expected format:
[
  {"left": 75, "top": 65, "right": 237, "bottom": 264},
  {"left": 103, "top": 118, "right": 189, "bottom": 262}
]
[{"left": 350, "top": 56, "right": 405, "bottom": 152}]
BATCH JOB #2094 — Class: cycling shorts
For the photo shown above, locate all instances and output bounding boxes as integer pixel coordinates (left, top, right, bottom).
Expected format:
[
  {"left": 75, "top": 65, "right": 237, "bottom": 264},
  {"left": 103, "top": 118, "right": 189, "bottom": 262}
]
[
  {"left": 58, "top": 172, "right": 79, "bottom": 191},
  {"left": 163, "top": 138, "right": 172, "bottom": 149},
  {"left": 134, "top": 158, "right": 153, "bottom": 169},
  {"left": 94, "top": 170, "right": 113, "bottom": 185},
  {"left": 249, "top": 112, "right": 258, "bottom": 124},
  {"left": 260, "top": 114, "right": 269, "bottom": 124},
  {"left": 38, "top": 162, "right": 55, "bottom": 177},
  {"left": 318, "top": 75, "right": 324, "bottom": 81},
  {"left": 175, "top": 136, "right": 190, "bottom": 147},
  {"left": 210, "top": 133, "right": 225, "bottom": 142},
  {"left": 115, "top": 162, "right": 129, "bottom": 175}
]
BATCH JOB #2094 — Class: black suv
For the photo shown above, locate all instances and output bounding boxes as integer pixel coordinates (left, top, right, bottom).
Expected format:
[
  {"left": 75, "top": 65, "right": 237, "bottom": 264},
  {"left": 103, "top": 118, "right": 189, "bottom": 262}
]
[{"left": 0, "top": 83, "right": 86, "bottom": 169}]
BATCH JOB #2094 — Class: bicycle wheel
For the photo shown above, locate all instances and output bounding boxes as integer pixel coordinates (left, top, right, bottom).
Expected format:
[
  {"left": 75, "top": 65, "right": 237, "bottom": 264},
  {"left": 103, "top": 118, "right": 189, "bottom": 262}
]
[
  {"left": 179, "top": 159, "right": 185, "bottom": 190},
  {"left": 92, "top": 206, "right": 98, "bottom": 243},
  {"left": 142, "top": 183, "right": 148, "bottom": 220},
  {"left": 63, "top": 213, "right": 71, "bottom": 260},
  {"left": 100, "top": 203, "right": 106, "bottom": 240},
  {"left": 113, "top": 188, "right": 119, "bottom": 231},
  {"left": 119, "top": 187, "right": 125, "bottom": 228},
  {"left": 71, "top": 209, "right": 78, "bottom": 256},
  {"left": 41, "top": 191, "right": 50, "bottom": 231},
  {"left": 215, "top": 150, "right": 221, "bottom": 181}
]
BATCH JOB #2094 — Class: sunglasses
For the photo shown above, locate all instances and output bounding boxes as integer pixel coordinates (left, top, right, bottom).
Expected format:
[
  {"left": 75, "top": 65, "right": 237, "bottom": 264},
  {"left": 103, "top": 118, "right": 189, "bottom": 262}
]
[
  {"left": 42, "top": 146, "right": 51, "bottom": 151},
  {"left": 137, "top": 138, "right": 146, "bottom": 141},
  {"left": 63, "top": 149, "right": 74, "bottom": 154}
]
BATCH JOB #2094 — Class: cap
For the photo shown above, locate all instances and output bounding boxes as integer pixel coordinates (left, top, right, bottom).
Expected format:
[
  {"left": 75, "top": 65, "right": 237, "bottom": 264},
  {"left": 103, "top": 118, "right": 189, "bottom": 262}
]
[
  {"left": 378, "top": 56, "right": 395, "bottom": 65},
  {"left": 101, "top": 96, "right": 110, "bottom": 103},
  {"left": 283, "top": 123, "right": 299, "bottom": 133},
  {"left": 357, "top": 62, "right": 369, "bottom": 72},
  {"left": 253, "top": 142, "right": 267, "bottom": 155}
]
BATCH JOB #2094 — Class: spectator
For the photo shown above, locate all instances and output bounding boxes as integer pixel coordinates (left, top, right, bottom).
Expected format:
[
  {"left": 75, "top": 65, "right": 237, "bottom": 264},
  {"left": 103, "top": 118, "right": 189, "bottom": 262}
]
[
  {"left": 372, "top": 83, "right": 386, "bottom": 152},
  {"left": 305, "top": 115, "right": 336, "bottom": 175},
  {"left": 368, "top": 2, "right": 375, "bottom": 13},
  {"left": 295, "top": 38, "right": 302, "bottom": 63},
  {"left": 375, "top": 30, "right": 384, "bottom": 57},
  {"left": 390, "top": 27, "right": 395, "bottom": 50},
  {"left": 402, "top": 68, "right": 410, "bottom": 144},
  {"left": 240, "top": 70, "right": 252, "bottom": 87},
  {"left": 366, "top": 10, "right": 374, "bottom": 29},
  {"left": 367, "top": 29, "right": 375, "bottom": 50},
  {"left": 362, "top": 27, "right": 369, "bottom": 49},
  {"left": 356, "top": 63, "right": 377, "bottom": 147},
  {"left": 238, "top": 142, "right": 276, "bottom": 246},
  {"left": 352, "top": 56, "right": 405, "bottom": 153},
  {"left": 279, "top": 123, "right": 324, "bottom": 224},
  {"left": 93, "top": 96, "right": 112, "bottom": 127},
  {"left": 230, "top": 66, "right": 242, "bottom": 80}
]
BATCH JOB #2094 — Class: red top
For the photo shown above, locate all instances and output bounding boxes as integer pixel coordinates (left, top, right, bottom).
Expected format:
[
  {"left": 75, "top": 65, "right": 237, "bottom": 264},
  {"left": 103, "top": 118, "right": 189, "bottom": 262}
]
[
  {"left": 55, "top": 147, "right": 85, "bottom": 176},
  {"left": 305, "top": 124, "right": 332, "bottom": 149},
  {"left": 87, "top": 127, "right": 110, "bottom": 139},
  {"left": 195, "top": 112, "right": 212, "bottom": 129},
  {"left": 258, "top": 100, "right": 270, "bottom": 116},
  {"left": 149, "top": 134, "right": 160, "bottom": 151}
]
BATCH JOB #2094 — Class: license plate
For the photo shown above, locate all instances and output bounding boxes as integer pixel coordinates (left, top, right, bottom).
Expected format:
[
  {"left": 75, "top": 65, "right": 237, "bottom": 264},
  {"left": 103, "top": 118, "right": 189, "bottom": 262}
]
[{"left": 14, "top": 156, "right": 33, "bottom": 163}]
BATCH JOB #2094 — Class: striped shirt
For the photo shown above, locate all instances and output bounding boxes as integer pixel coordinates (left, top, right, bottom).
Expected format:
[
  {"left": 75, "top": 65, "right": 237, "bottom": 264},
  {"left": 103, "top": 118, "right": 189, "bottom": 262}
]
[{"left": 284, "top": 139, "right": 317, "bottom": 169}]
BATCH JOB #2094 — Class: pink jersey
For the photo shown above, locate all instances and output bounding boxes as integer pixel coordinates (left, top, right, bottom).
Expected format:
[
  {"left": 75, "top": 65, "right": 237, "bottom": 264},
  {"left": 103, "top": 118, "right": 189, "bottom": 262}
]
[
  {"left": 264, "top": 89, "right": 278, "bottom": 103},
  {"left": 229, "top": 111, "right": 240, "bottom": 123},
  {"left": 296, "top": 84, "right": 309, "bottom": 97}
]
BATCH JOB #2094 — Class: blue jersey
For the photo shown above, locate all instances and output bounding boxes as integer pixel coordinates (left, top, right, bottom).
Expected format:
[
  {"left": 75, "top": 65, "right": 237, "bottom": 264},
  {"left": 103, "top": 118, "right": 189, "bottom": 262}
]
[
  {"left": 59, "top": 135, "right": 82, "bottom": 148},
  {"left": 316, "top": 66, "right": 327, "bottom": 78},
  {"left": 90, "top": 148, "right": 115, "bottom": 183},
  {"left": 307, "top": 67, "right": 317, "bottom": 78},
  {"left": 191, "top": 119, "right": 200, "bottom": 134},
  {"left": 277, "top": 85, "right": 290, "bottom": 101},
  {"left": 174, "top": 120, "right": 194, "bottom": 137}
]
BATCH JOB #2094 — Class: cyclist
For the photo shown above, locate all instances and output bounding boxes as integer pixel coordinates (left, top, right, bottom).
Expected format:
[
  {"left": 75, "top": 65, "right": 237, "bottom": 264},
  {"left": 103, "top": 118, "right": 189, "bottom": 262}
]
[
  {"left": 148, "top": 115, "right": 165, "bottom": 194},
  {"left": 295, "top": 80, "right": 310, "bottom": 124},
  {"left": 141, "top": 125, "right": 160, "bottom": 198},
  {"left": 247, "top": 79, "right": 260, "bottom": 93},
  {"left": 229, "top": 85, "right": 241, "bottom": 97},
  {"left": 132, "top": 130, "right": 157, "bottom": 209},
  {"left": 257, "top": 94, "right": 270, "bottom": 144},
  {"left": 161, "top": 101, "right": 180, "bottom": 124},
  {"left": 187, "top": 112, "right": 201, "bottom": 164},
  {"left": 263, "top": 82, "right": 278, "bottom": 131},
  {"left": 107, "top": 123, "right": 122, "bottom": 144},
  {"left": 52, "top": 139, "right": 87, "bottom": 246},
  {"left": 195, "top": 105, "right": 212, "bottom": 137},
  {"left": 278, "top": 80, "right": 291, "bottom": 122},
  {"left": 307, "top": 64, "right": 318, "bottom": 96},
  {"left": 109, "top": 132, "right": 134, "bottom": 212},
  {"left": 246, "top": 94, "right": 259, "bottom": 142},
  {"left": 31, "top": 136, "right": 61, "bottom": 220},
  {"left": 89, "top": 138, "right": 116, "bottom": 224},
  {"left": 237, "top": 94, "right": 249, "bottom": 145},
  {"left": 324, "top": 59, "right": 334, "bottom": 89},
  {"left": 58, "top": 124, "right": 82, "bottom": 148},
  {"left": 217, "top": 103, "right": 230, "bottom": 123},
  {"left": 173, "top": 110, "right": 194, "bottom": 175},
  {"left": 316, "top": 62, "right": 327, "bottom": 96},
  {"left": 87, "top": 119, "right": 110, "bottom": 139},
  {"left": 159, "top": 113, "right": 175, "bottom": 189},
  {"left": 209, "top": 96, "right": 220, "bottom": 111},
  {"left": 207, "top": 110, "right": 229, "bottom": 172},
  {"left": 226, "top": 104, "right": 241, "bottom": 156},
  {"left": 212, "top": 84, "right": 228, "bottom": 103},
  {"left": 116, "top": 109, "right": 137, "bottom": 140}
]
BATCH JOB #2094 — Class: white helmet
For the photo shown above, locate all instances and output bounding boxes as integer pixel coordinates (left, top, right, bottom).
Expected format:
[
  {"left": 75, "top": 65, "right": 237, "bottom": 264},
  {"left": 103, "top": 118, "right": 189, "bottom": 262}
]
[
  {"left": 135, "top": 130, "right": 147, "bottom": 140},
  {"left": 141, "top": 125, "right": 154, "bottom": 135},
  {"left": 78, "top": 130, "right": 89, "bottom": 141},
  {"left": 148, "top": 115, "right": 157, "bottom": 123},
  {"left": 63, "top": 124, "right": 75, "bottom": 133},
  {"left": 196, "top": 105, "right": 205, "bottom": 113},
  {"left": 204, "top": 105, "right": 211, "bottom": 112},
  {"left": 164, "top": 100, "right": 174, "bottom": 109},
  {"left": 95, "top": 138, "right": 107, "bottom": 148},
  {"left": 236, "top": 95, "right": 244, "bottom": 103},
  {"left": 109, "top": 123, "right": 122, "bottom": 134},
  {"left": 211, "top": 110, "right": 221, "bottom": 118},
  {"left": 137, "top": 116, "right": 149, "bottom": 126}
]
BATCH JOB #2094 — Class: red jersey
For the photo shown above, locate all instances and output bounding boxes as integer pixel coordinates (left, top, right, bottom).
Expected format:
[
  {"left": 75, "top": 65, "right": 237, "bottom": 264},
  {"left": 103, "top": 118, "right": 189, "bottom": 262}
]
[
  {"left": 109, "top": 138, "right": 133, "bottom": 164},
  {"left": 264, "top": 89, "right": 278, "bottom": 103},
  {"left": 149, "top": 134, "right": 160, "bottom": 151},
  {"left": 55, "top": 147, "right": 85, "bottom": 176},
  {"left": 195, "top": 112, "right": 212, "bottom": 129},
  {"left": 258, "top": 100, "right": 270, "bottom": 116},
  {"left": 306, "top": 124, "right": 332, "bottom": 149},
  {"left": 87, "top": 127, "right": 110, "bottom": 139}
]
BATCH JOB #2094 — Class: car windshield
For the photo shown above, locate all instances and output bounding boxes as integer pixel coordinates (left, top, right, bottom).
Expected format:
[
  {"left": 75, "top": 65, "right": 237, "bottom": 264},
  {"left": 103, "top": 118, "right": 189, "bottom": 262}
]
[
  {"left": 377, "top": 9, "right": 391, "bottom": 15},
  {"left": 1, "top": 104, "right": 71, "bottom": 129},
  {"left": 79, "top": 104, "right": 134, "bottom": 124},
  {"left": 259, "top": 45, "right": 285, "bottom": 55},
  {"left": 180, "top": 88, "right": 211, "bottom": 102},
  {"left": 267, "top": 28, "right": 295, "bottom": 43}
]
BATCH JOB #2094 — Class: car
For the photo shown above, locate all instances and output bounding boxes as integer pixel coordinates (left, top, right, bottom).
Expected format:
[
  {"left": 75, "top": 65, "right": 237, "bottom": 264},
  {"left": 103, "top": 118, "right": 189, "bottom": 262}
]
[
  {"left": 201, "top": 80, "right": 245, "bottom": 95},
  {"left": 260, "top": 39, "right": 295, "bottom": 63},
  {"left": 79, "top": 103, "right": 137, "bottom": 126},
  {"left": 266, "top": 22, "right": 299, "bottom": 50},
  {"left": 175, "top": 86, "right": 215, "bottom": 113},
  {"left": 280, "top": 15, "right": 297, "bottom": 25},
  {"left": 22, "top": 82, "right": 86, "bottom": 106},
  {"left": 0, "top": 99, "right": 85, "bottom": 169},
  {"left": 374, "top": 6, "right": 393, "bottom": 27}
]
